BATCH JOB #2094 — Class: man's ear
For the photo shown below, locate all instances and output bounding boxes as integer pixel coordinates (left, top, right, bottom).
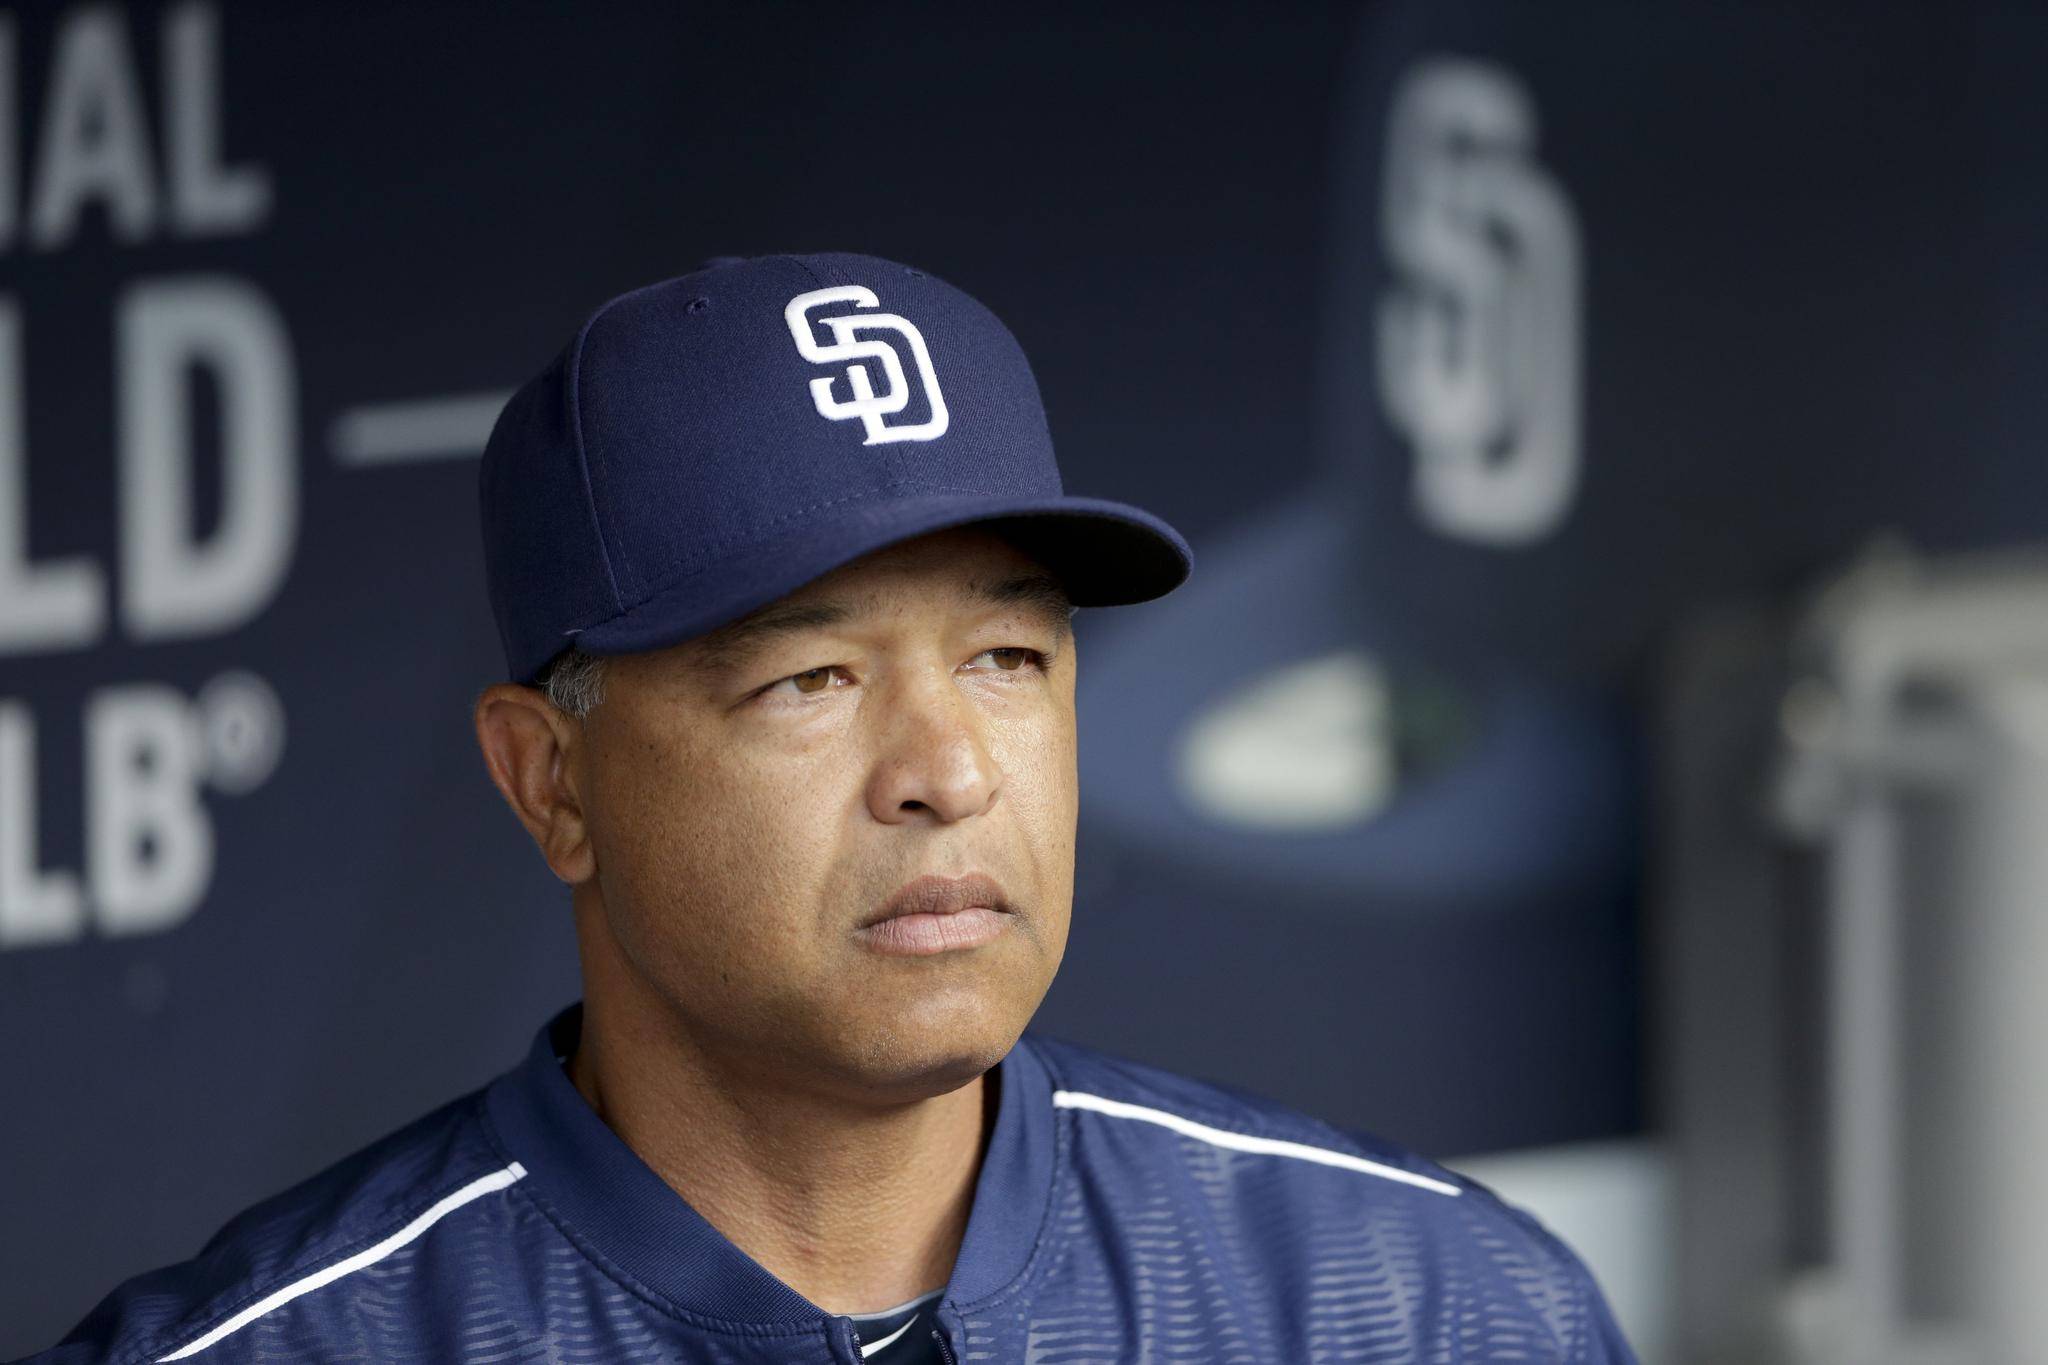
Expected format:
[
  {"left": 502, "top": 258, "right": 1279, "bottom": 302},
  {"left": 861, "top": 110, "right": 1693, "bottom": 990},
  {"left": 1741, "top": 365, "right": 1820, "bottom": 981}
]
[{"left": 473, "top": 685, "right": 596, "bottom": 885}]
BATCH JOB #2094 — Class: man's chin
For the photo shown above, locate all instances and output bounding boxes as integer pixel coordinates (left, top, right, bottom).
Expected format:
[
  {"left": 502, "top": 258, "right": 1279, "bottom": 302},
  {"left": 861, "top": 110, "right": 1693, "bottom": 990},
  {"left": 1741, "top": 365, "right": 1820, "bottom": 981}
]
[{"left": 824, "top": 1004, "right": 1027, "bottom": 1106}]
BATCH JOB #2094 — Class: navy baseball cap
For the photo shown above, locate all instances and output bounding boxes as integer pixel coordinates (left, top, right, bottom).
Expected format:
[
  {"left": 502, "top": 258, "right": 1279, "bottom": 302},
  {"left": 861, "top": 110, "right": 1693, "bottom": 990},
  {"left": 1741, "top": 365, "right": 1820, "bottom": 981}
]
[{"left": 480, "top": 251, "right": 1193, "bottom": 685}]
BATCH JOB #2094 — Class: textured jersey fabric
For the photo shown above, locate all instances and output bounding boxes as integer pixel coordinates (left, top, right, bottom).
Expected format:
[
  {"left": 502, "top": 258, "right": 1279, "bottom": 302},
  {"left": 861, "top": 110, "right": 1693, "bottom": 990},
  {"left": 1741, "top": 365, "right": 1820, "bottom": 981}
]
[{"left": 26, "top": 1006, "right": 1636, "bottom": 1363}]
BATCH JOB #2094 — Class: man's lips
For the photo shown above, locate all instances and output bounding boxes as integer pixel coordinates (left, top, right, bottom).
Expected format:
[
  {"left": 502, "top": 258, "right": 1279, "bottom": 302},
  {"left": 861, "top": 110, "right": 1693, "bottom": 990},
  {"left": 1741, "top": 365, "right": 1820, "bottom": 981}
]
[{"left": 857, "top": 873, "right": 1015, "bottom": 956}]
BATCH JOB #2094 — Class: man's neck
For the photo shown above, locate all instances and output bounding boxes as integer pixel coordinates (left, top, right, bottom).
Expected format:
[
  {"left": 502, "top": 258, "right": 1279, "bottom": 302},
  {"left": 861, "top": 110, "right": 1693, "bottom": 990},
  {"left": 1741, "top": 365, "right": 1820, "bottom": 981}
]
[{"left": 566, "top": 995, "right": 996, "bottom": 1316}]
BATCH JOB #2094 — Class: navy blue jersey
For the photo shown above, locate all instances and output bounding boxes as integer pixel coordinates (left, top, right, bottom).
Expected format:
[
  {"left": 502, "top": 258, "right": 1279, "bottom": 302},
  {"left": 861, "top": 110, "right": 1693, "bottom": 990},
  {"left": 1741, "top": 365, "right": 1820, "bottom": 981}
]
[{"left": 27, "top": 1008, "right": 1633, "bottom": 1363}]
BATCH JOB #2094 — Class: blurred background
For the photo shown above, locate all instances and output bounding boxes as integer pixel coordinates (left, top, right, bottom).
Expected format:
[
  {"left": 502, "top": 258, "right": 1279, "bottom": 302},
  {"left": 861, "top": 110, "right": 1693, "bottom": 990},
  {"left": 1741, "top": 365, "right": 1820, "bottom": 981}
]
[{"left": 6, "top": 1, "right": 2047, "bottom": 1359}]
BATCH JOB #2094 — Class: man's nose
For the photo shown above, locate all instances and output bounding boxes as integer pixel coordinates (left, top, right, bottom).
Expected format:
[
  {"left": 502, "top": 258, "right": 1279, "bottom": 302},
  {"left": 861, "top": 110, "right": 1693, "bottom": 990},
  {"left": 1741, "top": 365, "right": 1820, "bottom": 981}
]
[{"left": 865, "top": 668, "right": 1002, "bottom": 824}]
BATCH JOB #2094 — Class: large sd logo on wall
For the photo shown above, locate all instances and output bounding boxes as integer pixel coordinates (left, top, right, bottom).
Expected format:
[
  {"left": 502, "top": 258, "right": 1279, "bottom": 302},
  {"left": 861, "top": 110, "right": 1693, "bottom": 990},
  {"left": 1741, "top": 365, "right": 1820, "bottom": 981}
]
[{"left": 1376, "top": 58, "right": 1582, "bottom": 547}]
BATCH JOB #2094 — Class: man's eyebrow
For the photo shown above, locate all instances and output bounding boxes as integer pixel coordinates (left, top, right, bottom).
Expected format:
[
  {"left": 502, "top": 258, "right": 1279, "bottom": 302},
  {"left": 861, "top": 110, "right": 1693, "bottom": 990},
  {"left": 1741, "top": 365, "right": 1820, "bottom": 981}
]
[
  {"left": 969, "top": 571, "right": 1076, "bottom": 645},
  {"left": 691, "top": 570, "right": 1075, "bottom": 675},
  {"left": 692, "top": 601, "right": 853, "bottom": 674}
]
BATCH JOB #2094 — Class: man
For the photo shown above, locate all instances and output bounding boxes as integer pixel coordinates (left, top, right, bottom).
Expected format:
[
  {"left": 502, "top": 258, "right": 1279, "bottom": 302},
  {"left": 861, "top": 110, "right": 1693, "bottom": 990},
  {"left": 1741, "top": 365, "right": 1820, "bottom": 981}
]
[{"left": 29, "top": 253, "right": 1633, "bottom": 1362}]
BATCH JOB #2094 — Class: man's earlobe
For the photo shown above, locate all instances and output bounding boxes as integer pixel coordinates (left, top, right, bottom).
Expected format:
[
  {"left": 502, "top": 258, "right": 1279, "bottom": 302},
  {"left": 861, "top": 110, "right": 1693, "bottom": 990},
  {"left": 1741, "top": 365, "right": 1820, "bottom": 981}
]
[{"left": 473, "top": 685, "right": 597, "bottom": 885}]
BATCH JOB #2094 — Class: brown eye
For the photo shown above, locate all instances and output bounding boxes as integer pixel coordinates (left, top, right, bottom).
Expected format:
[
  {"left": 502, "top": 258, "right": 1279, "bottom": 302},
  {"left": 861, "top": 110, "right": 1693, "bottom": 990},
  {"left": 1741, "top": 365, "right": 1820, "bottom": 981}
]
[
  {"left": 969, "top": 648, "right": 1042, "bottom": 674},
  {"left": 791, "top": 667, "right": 832, "bottom": 694}
]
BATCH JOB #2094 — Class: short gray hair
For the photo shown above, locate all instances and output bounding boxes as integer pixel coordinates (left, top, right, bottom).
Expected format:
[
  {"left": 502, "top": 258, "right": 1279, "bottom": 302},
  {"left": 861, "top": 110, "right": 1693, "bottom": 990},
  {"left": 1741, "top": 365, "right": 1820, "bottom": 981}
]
[{"left": 535, "top": 646, "right": 607, "bottom": 719}]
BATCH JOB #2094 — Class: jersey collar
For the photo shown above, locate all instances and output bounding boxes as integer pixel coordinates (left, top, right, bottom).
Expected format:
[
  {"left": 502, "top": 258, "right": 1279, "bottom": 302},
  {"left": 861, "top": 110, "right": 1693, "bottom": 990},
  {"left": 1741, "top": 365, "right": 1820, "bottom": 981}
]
[{"left": 482, "top": 1003, "right": 1058, "bottom": 1328}]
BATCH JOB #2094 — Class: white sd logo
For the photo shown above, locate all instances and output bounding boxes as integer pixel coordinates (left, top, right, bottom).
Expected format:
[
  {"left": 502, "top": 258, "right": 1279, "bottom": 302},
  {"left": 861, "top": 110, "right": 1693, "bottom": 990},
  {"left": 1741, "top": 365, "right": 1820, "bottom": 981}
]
[
  {"left": 784, "top": 286, "right": 950, "bottom": 444},
  {"left": 1377, "top": 58, "right": 1582, "bottom": 547}
]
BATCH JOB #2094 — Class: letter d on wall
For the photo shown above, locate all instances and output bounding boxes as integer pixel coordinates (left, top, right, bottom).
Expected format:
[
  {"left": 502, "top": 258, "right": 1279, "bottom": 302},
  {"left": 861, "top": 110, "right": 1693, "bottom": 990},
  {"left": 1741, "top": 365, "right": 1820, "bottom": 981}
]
[{"left": 118, "top": 277, "right": 297, "bottom": 641}]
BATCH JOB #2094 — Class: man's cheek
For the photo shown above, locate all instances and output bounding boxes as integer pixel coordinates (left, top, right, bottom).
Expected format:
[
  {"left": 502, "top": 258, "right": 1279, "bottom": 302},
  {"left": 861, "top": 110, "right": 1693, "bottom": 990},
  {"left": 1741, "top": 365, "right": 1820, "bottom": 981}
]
[{"left": 1009, "top": 734, "right": 1079, "bottom": 822}]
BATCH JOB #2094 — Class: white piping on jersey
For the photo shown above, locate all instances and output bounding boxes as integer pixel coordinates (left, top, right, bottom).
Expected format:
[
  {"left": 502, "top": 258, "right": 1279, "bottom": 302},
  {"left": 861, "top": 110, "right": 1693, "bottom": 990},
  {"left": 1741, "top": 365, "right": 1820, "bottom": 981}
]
[
  {"left": 155, "top": 1162, "right": 529, "bottom": 1361},
  {"left": 859, "top": 1313, "right": 921, "bottom": 1357},
  {"left": 1052, "top": 1091, "right": 1462, "bottom": 1198}
]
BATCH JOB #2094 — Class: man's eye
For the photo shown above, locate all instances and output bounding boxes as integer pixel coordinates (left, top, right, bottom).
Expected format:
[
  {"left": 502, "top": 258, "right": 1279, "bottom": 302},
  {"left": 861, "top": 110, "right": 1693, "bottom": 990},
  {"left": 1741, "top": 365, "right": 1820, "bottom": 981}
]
[
  {"left": 764, "top": 666, "right": 842, "bottom": 698},
  {"left": 759, "top": 650, "right": 1044, "bottom": 702},
  {"left": 970, "top": 648, "right": 1045, "bottom": 673}
]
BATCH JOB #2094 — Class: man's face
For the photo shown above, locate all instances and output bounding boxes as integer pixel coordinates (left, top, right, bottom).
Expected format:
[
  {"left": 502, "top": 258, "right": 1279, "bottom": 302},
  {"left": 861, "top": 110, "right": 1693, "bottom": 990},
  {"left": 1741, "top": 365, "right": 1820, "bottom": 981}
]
[{"left": 569, "top": 526, "right": 1077, "bottom": 1102}]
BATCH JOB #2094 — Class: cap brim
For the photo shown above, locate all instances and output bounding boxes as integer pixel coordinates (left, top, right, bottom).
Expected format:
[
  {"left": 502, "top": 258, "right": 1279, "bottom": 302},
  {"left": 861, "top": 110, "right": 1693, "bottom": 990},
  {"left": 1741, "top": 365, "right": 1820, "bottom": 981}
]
[{"left": 555, "top": 491, "right": 1191, "bottom": 677}]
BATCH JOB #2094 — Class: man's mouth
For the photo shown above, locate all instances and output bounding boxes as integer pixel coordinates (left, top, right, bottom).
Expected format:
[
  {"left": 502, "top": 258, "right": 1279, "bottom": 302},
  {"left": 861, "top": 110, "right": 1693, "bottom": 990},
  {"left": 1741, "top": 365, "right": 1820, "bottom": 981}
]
[{"left": 856, "top": 873, "right": 1014, "bottom": 956}]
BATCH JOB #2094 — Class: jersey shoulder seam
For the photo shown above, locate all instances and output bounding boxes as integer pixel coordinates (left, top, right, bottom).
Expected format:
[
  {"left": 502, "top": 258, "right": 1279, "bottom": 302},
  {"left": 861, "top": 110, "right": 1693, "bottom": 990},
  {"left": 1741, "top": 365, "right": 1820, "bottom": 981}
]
[
  {"left": 1027, "top": 1034, "right": 1463, "bottom": 1195},
  {"left": 135, "top": 1101, "right": 520, "bottom": 1365}
]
